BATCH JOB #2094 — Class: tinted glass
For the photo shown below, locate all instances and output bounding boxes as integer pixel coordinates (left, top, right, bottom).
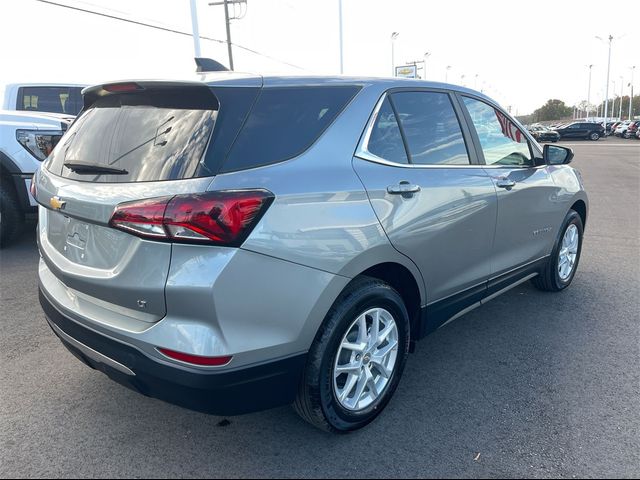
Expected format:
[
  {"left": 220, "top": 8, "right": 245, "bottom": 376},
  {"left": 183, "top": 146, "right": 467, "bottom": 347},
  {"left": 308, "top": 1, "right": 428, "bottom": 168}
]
[
  {"left": 221, "top": 86, "right": 360, "bottom": 172},
  {"left": 19, "top": 87, "right": 83, "bottom": 115},
  {"left": 463, "top": 97, "right": 532, "bottom": 166},
  {"left": 47, "top": 89, "right": 218, "bottom": 183},
  {"left": 391, "top": 91, "right": 470, "bottom": 165},
  {"left": 367, "top": 97, "right": 408, "bottom": 164}
]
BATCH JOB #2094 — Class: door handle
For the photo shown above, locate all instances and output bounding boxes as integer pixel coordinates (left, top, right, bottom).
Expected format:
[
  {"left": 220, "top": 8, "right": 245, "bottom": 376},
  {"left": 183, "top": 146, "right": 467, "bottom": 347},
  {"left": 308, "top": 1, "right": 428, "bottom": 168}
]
[
  {"left": 387, "top": 181, "right": 421, "bottom": 197},
  {"left": 495, "top": 178, "right": 516, "bottom": 190}
]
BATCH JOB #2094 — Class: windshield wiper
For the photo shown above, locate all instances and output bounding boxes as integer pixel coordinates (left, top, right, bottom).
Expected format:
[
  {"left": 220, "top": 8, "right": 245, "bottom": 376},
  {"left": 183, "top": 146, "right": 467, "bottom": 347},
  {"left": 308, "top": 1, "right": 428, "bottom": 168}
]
[{"left": 64, "top": 162, "right": 129, "bottom": 175}]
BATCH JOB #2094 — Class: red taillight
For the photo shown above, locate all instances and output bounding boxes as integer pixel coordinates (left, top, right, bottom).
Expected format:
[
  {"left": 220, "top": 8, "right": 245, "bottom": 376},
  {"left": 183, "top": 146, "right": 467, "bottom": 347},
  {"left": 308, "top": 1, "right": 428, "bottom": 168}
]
[
  {"left": 109, "top": 190, "right": 274, "bottom": 246},
  {"left": 103, "top": 82, "right": 144, "bottom": 93},
  {"left": 157, "top": 348, "right": 232, "bottom": 367},
  {"left": 30, "top": 176, "right": 37, "bottom": 198}
]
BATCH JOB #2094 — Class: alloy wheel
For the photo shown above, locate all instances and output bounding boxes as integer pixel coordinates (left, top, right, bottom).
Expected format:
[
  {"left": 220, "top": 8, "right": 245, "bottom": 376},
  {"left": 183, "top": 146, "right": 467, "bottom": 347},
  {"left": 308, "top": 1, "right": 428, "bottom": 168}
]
[{"left": 333, "top": 308, "right": 399, "bottom": 412}]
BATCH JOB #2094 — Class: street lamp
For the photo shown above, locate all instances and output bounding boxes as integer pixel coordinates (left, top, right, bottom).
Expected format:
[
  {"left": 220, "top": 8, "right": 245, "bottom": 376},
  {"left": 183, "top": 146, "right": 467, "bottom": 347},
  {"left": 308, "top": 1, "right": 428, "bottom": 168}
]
[
  {"left": 595, "top": 35, "right": 622, "bottom": 123},
  {"left": 338, "top": 0, "right": 344, "bottom": 74},
  {"left": 391, "top": 32, "right": 399, "bottom": 76},
  {"left": 630, "top": 66, "right": 636, "bottom": 120},
  {"left": 586, "top": 64, "right": 594, "bottom": 119},
  {"left": 423, "top": 52, "right": 431, "bottom": 80},
  {"left": 445, "top": 65, "right": 452, "bottom": 83},
  {"left": 619, "top": 76, "right": 624, "bottom": 120}
]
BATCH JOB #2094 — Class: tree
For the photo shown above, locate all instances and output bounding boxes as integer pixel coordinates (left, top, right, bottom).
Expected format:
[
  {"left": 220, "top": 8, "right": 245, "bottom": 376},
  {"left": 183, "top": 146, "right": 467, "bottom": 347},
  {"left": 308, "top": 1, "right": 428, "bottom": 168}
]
[{"left": 532, "top": 99, "right": 574, "bottom": 122}]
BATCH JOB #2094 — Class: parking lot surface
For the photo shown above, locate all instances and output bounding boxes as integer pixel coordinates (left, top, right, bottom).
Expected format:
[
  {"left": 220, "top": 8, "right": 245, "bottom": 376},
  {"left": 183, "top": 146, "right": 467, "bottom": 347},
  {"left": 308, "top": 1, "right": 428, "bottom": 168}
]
[{"left": 1, "top": 137, "right": 638, "bottom": 478}]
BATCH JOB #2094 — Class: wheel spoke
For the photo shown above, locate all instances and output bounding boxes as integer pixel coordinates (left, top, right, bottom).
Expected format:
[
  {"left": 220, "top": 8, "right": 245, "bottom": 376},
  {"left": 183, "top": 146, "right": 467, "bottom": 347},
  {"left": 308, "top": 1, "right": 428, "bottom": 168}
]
[
  {"left": 366, "top": 369, "right": 379, "bottom": 398},
  {"left": 369, "top": 310, "right": 380, "bottom": 348},
  {"left": 338, "top": 373, "right": 359, "bottom": 402},
  {"left": 341, "top": 341, "right": 367, "bottom": 352},
  {"left": 373, "top": 339, "right": 398, "bottom": 362},
  {"left": 335, "top": 362, "right": 360, "bottom": 375},
  {"left": 378, "top": 323, "right": 395, "bottom": 345},
  {"left": 349, "top": 371, "right": 368, "bottom": 408},
  {"left": 371, "top": 357, "right": 392, "bottom": 378},
  {"left": 356, "top": 314, "right": 368, "bottom": 344}
]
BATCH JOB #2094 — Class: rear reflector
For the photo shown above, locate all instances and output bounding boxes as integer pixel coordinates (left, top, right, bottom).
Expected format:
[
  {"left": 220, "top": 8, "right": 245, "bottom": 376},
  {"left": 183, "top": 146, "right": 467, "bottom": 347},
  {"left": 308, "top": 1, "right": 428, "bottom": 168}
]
[
  {"left": 103, "top": 82, "right": 144, "bottom": 93},
  {"left": 109, "top": 189, "right": 274, "bottom": 246},
  {"left": 157, "top": 348, "right": 232, "bottom": 367}
]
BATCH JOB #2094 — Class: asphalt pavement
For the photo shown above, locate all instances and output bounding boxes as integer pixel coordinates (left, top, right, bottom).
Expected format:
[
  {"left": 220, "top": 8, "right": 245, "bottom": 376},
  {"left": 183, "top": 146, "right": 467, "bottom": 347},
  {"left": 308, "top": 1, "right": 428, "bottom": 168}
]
[{"left": 1, "top": 137, "right": 638, "bottom": 478}]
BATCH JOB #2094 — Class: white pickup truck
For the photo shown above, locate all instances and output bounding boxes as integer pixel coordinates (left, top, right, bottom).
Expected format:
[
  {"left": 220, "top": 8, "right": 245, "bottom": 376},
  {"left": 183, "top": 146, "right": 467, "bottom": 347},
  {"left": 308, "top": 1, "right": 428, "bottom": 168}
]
[
  {"left": 2, "top": 83, "right": 86, "bottom": 115},
  {"left": 0, "top": 110, "right": 73, "bottom": 246}
]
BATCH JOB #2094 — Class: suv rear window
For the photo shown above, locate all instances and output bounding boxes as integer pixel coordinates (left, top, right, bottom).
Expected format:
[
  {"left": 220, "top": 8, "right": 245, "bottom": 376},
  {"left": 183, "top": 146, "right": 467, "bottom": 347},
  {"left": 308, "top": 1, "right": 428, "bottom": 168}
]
[
  {"left": 219, "top": 86, "right": 360, "bottom": 173},
  {"left": 47, "top": 88, "right": 221, "bottom": 183},
  {"left": 18, "top": 86, "right": 83, "bottom": 115}
]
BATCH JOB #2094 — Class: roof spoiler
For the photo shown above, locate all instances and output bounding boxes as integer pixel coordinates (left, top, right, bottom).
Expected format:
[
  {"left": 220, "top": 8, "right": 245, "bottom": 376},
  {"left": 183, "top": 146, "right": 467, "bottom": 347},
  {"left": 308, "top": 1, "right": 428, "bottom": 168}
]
[{"left": 195, "top": 58, "right": 229, "bottom": 73}]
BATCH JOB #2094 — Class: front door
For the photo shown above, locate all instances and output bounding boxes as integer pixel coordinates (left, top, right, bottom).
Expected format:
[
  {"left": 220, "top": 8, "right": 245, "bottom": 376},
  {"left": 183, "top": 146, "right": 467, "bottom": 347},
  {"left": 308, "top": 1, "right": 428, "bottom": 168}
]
[
  {"left": 353, "top": 90, "right": 497, "bottom": 328},
  {"left": 459, "top": 95, "right": 561, "bottom": 281}
]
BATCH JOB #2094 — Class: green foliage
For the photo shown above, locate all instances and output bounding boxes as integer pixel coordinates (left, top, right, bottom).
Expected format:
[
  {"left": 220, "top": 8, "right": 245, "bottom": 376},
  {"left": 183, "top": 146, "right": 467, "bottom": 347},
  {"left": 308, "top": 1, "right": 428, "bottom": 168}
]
[{"left": 531, "top": 99, "right": 574, "bottom": 122}]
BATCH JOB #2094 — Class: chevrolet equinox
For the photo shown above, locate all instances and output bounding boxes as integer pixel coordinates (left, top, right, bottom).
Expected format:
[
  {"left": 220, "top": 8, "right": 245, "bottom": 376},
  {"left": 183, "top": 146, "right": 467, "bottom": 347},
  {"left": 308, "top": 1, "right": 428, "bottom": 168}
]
[{"left": 33, "top": 74, "right": 588, "bottom": 432}]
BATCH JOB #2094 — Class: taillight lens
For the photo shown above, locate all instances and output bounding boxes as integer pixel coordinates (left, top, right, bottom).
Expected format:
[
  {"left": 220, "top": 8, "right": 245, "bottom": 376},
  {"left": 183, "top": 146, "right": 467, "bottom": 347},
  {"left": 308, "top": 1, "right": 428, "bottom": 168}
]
[
  {"left": 109, "top": 190, "right": 274, "bottom": 246},
  {"left": 103, "top": 82, "right": 144, "bottom": 93},
  {"left": 157, "top": 348, "right": 232, "bottom": 367}
]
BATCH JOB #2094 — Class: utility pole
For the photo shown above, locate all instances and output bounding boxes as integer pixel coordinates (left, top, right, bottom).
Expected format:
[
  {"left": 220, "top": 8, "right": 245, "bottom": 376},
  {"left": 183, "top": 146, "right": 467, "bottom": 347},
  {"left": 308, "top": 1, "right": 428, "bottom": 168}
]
[
  {"left": 209, "top": 0, "right": 247, "bottom": 70},
  {"left": 630, "top": 66, "right": 636, "bottom": 119},
  {"left": 190, "top": 0, "right": 202, "bottom": 58},
  {"left": 445, "top": 65, "right": 452, "bottom": 83}
]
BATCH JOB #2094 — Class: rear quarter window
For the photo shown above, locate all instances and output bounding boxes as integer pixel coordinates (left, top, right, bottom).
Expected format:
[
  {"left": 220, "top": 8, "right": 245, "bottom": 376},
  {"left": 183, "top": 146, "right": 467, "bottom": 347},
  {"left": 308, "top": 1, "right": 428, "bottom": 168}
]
[
  {"left": 18, "top": 86, "right": 84, "bottom": 115},
  {"left": 219, "top": 86, "right": 360, "bottom": 173}
]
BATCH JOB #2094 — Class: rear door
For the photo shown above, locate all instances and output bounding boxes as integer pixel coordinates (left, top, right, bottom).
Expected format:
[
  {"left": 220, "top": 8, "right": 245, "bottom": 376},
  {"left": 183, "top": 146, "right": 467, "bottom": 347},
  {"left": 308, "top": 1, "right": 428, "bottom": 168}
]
[
  {"left": 353, "top": 89, "right": 498, "bottom": 316},
  {"left": 36, "top": 82, "right": 259, "bottom": 321},
  {"left": 459, "top": 94, "right": 560, "bottom": 280}
]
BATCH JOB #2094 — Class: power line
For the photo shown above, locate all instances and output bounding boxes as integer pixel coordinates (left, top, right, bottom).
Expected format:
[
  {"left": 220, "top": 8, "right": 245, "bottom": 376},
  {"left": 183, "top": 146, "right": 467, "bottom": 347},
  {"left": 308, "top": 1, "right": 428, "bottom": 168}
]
[{"left": 35, "top": 0, "right": 306, "bottom": 70}]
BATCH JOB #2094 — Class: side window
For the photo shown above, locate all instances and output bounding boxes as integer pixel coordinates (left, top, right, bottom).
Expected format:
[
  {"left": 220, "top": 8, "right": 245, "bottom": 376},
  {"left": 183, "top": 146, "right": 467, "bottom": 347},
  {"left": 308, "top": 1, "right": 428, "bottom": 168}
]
[
  {"left": 367, "top": 97, "right": 408, "bottom": 164},
  {"left": 462, "top": 96, "right": 533, "bottom": 167},
  {"left": 390, "top": 91, "right": 470, "bottom": 165}
]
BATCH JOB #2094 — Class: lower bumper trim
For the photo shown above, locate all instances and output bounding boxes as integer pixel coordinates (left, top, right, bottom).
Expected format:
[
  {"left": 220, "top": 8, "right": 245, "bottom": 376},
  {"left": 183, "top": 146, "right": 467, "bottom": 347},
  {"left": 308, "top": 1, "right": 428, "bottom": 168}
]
[{"left": 40, "top": 288, "right": 307, "bottom": 416}]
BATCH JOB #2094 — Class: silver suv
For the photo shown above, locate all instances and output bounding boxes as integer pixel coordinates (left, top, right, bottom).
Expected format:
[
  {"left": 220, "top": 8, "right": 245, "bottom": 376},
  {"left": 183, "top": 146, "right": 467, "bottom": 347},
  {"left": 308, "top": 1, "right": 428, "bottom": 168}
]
[{"left": 34, "top": 75, "right": 588, "bottom": 432}]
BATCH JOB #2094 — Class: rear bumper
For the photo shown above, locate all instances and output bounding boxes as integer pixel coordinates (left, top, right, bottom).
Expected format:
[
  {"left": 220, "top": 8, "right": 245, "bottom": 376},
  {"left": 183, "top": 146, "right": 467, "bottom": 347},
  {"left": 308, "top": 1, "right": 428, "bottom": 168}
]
[{"left": 40, "top": 288, "right": 307, "bottom": 416}]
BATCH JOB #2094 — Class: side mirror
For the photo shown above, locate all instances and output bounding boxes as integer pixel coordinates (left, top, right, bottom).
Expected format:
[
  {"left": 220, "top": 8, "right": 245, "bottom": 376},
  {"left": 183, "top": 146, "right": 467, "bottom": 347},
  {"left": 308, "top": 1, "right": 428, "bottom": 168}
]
[{"left": 544, "top": 144, "right": 574, "bottom": 165}]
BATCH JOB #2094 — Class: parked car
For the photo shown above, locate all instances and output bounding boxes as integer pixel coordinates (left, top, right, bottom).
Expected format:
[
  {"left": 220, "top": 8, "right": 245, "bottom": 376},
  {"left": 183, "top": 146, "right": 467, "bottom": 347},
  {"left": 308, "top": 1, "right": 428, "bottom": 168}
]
[
  {"left": 636, "top": 128, "right": 640, "bottom": 139},
  {"left": 624, "top": 121, "right": 640, "bottom": 138},
  {"left": 605, "top": 121, "right": 619, "bottom": 136},
  {"left": 1, "top": 83, "right": 87, "bottom": 116},
  {"left": 0, "top": 110, "right": 71, "bottom": 245},
  {"left": 527, "top": 125, "right": 560, "bottom": 142},
  {"left": 614, "top": 120, "right": 632, "bottom": 137},
  {"left": 33, "top": 75, "right": 588, "bottom": 432},
  {"left": 555, "top": 122, "right": 605, "bottom": 140}
]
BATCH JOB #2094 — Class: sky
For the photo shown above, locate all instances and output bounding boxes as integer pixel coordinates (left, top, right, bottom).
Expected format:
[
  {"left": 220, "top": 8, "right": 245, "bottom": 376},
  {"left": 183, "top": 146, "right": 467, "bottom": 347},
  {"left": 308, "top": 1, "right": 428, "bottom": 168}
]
[{"left": 0, "top": 0, "right": 637, "bottom": 115}]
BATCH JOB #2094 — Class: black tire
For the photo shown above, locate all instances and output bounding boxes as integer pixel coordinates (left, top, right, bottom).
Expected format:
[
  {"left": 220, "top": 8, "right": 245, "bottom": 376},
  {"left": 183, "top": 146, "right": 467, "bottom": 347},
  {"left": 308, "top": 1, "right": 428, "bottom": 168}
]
[
  {"left": 0, "top": 178, "right": 24, "bottom": 248},
  {"left": 589, "top": 132, "right": 600, "bottom": 141},
  {"left": 532, "top": 210, "right": 583, "bottom": 292},
  {"left": 294, "top": 276, "right": 410, "bottom": 433}
]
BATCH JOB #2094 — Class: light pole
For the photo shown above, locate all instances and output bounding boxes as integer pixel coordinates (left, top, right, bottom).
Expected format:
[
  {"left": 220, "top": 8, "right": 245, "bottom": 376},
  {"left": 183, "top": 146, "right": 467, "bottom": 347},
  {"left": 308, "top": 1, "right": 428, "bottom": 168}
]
[
  {"left": 586, "top": 64, "right": 594, "bottom": 120},
  {"left": 338, "top": 0, "right": 343, "bottom": 74},
  {"left": 445, "top": 65, "right": 452, "bottom": 83},
  {"left": 189, "top": 0, "right": 202, "bottom": 58},
  {"left": 391, "top": 32, "right": 399, "bottom": 76},
  {"left": 423, "top": 52, "right": 431, "bottom": 80},
  {"left": 460, "top": 74, "right": 466, "bottom": 86},
  {"left": 630, "top": 66, "right": 636, "bottom": 119},
  {"left": 612, "top": 80, "right": 617, "bottom": 119},
  {"left": 619, "top": 76, "right": 623, "bottom": 120},
  {"left": 474, "top": 74, "right": 479, "bottom": 90},
  {"left": 596, "top": 35, "right": 614, "bottom": 123}
]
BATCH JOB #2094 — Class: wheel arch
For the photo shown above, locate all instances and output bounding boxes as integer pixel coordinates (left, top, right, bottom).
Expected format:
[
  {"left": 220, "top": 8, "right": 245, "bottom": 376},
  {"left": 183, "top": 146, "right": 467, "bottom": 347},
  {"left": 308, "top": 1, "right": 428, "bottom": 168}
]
[{"left": 570, "top": 199, "right": 587, "bottom": 229}]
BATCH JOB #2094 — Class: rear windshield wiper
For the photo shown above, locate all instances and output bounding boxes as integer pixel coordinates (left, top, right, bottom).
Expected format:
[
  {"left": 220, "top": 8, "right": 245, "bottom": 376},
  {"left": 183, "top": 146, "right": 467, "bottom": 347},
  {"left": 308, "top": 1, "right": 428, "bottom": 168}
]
[{"left": 63, "top": 162, "right": 129, "bottom": 175}]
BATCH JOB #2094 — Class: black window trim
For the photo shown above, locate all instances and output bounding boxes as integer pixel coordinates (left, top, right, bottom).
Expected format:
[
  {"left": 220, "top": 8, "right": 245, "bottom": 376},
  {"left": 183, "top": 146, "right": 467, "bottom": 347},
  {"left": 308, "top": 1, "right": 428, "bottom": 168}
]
[
  {"left": 456, "top": 92, "right": 543, "bottom": 169},
  {"left": 355, "top": 87, "right": 482, "bottom": 169}
]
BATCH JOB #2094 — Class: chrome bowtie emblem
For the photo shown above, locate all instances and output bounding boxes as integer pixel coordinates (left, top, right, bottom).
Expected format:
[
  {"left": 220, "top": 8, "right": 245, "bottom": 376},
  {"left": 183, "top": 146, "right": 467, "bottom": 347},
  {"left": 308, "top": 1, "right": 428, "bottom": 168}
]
[{"left": 50, "top": 196, "right": 66, "bottom": 211}]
